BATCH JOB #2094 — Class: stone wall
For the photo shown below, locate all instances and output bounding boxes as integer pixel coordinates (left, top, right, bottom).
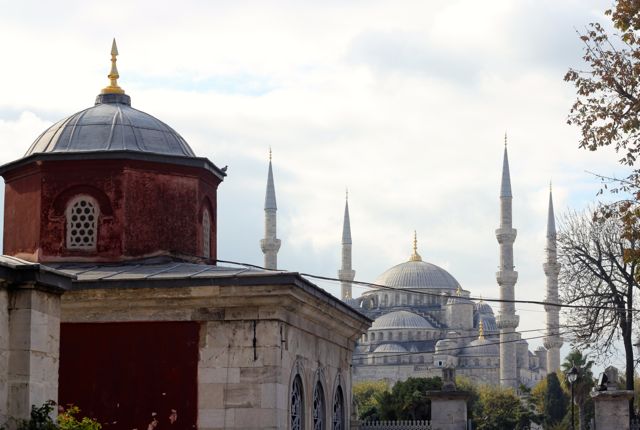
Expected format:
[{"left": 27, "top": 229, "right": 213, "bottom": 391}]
[{"left": 0, "top": 289, "right": 9, "bottom": 425}]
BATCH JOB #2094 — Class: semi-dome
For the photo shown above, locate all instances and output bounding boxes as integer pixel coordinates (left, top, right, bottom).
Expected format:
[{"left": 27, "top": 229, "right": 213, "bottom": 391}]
[
  {"left": 25, "top": 93, "right": 196, "bottom": 158},
  {"left": 373, "top": 343, "right": 407, "bottom": 354},
  {"left": 371, "top": 310, "right": 433, "bottom": 330},
  {"left": 461, "top": 338, "right": 499, "bottom": 356}
]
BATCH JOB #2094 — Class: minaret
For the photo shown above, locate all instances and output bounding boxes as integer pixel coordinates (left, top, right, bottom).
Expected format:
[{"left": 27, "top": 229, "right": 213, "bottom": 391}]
[
  {"left": 338, "top": 190, "right": 355, "bottom": 300},
  {"left": 496, "top": 135, "right": 520, "bottom": 389},
  {"left": 543, "top": 184, "right": 563, "bottom": 372},
  {"left": 260, "top": 149, "right": 281, "bottom": 269}
]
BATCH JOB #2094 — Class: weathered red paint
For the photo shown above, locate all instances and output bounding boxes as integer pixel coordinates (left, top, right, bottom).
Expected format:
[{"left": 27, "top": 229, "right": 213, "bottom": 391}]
[
  {"left": 2, "top": 158, "right": 220, "bottom": 262},
  {"left": 59, "top": 322, "right": 199, "bottom": 430}
]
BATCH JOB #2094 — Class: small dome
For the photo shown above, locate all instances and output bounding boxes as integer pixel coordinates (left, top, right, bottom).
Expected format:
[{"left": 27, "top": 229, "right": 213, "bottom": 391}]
[
  {"left": 374, "top": 260, "right": 460, "bottom": 290},
  {"left": 474, "top": 301, "right": 494, "bottom": 314},
  {"left": 371, "top": 311, "right": 433, "bottom": 330},
  {"left": 461, "top": 338, "right": 499, "bottom": 356},
  {"left": 477, "top": 315, "right": 498, "bottom": 332},
  {"left": 373, "top": 343, "right": 408, "bottom": 354},
  {"left": 26, "top": 93, "right": 196, "bottom": 158}
]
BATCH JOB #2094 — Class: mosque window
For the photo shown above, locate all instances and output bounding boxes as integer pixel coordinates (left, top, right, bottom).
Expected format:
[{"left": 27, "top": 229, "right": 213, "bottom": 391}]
[
  {"left": 202, "top": 209, "right": 211, "bottom": 258},
  {"left": 312, "top": 381, "right": 325, "bottom": 430},
  {"left": 291, "top": 375, "right": 304, "bottom": 430},
  {"left": 332, "top": 386, "right": 344, "bottom": 430},
  {"left": 66, "top": 196, "right": 99, "bottom": 250},
  {"left": 370, "top": 333, "right": 375, "bottom": 341}
]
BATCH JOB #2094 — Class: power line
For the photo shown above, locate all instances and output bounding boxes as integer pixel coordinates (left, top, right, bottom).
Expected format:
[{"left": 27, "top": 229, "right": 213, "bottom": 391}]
[
  {"left": 352, "top": 327, "right": 574, "bottom": 361},
  {"left": 215, "top": 258, "right": 640, "bottom": 313}
]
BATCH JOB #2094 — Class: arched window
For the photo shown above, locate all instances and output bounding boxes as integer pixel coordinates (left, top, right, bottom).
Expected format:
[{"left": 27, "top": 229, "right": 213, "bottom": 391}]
[
  {"left": 66, "top": 196, "right": 99, "bottom": 250},
  {"left": 291, "top": 375, "right": 304, "bottom": 430},
  {"left": 313, "top": 382, "right": 326, "bottom": 430},
  {"left": 202, "top": 209, "right": 211, "bottom": 258},
  {"left": 332, "top": 386, "right": 344, "bottom": 430}
]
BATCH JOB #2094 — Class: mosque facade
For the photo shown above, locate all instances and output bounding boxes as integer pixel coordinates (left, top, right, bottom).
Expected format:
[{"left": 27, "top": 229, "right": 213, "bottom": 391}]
[{"left": 262, "top": 143, "right": 562, "bottom": 390}]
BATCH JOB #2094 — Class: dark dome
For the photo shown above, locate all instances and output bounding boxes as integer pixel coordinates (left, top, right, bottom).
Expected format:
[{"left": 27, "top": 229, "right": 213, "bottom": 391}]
[{"left": 25, "top": 93, "right": 196, "bottom": 158}]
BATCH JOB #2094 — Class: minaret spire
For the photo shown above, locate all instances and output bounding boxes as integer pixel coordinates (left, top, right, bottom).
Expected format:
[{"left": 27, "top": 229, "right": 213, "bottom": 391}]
[
  {"left": 260, "top": 149, "right": 281, "bottom": 269},
  {"left": 543, "top": 184, "right": 563, "bottom": 371},
  {"left": 496, "top": 140, "right": 520, "bottom": 389},
  {"left": 101, "top": 39, "right": 125, "bottom": 95},
  {"left": 338, "top": 190, "right": 355, "bottom": 300}
]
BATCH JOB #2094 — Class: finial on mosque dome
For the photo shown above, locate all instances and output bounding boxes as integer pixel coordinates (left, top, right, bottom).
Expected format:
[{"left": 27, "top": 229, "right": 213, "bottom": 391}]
[
  {"left": 409, "top": 231, "right": 422, "bottom": 262},
  {"left": 456, "top": 285, "right": 463, "bottom": 296},
  {"left": 478, "top": 320, "right": 485, "bottom": 340},
  {"left": 101, "top": 38, "right": 125, "bottom": 95}
]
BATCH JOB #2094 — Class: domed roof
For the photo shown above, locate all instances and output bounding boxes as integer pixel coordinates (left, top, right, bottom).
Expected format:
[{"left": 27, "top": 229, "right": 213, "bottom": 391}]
[
  {"left": 461, "top": 338, "right": 499, "bottom": 356},
  {"left": 371, "top": 311, "right": 433, "bottom": 330},
  {"left": 374, "top": 260, "right": 460, "bottom": 290},
  {"left": 474, "top": 301, "right": 494, "bottom": 315},
  {"left": 373, "top": 343, "right": 407, "bottom": 354},
  {"left": 374, "top": 234, "right": 460, "bottom": 290},
  {"left": 25, "top": 93, "right": 196, "bottom": 158},
  {"left": 477, "top": 315, "right": 498, "bottom": 332}
]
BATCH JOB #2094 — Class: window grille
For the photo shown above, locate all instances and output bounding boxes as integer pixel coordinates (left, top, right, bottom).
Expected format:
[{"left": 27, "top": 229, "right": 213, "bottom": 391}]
[
  {"left": 291, "top": 375, "right": 304, "bottom": 430},
  {"left": 313, "top": 382, "right": 326, "bottom": 430},
  {"left": 332, "top": 386, "right": 344, "bottom": 430},
  {"left": 66, "top": 196, "right": 98, "bottom": 250},
  {"left": 202, "top": 210, "right": 211, "bottom": 258}
]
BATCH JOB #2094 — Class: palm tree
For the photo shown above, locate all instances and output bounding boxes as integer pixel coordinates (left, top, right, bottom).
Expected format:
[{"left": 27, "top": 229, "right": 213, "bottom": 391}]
[{"left": 561, "top": 350, "right": 595, "bottom": 430}]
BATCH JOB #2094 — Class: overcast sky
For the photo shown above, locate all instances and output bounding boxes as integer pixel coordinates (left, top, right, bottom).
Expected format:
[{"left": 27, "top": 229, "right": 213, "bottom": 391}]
[{"left": 0, "top": 0, "right": 630, "bottom": 369}]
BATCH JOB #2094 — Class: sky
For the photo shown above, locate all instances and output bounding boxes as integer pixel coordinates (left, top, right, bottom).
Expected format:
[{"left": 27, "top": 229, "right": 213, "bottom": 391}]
[{"left": 0, "top": 0, "right": 632, "bottom": 371}]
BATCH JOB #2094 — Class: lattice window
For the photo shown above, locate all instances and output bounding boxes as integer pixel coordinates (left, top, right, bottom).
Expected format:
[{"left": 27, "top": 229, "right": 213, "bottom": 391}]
[
  {"left": 291, "top": 375, "right": 304, "bottom": 430},
  {"left": 66, "top": 196, "right": 98, "bottom": 250},
  {"left": 202, "top": 209, "right": 211, "bottom": 258},
  {"left": 332, "top": 386, "right": 344, "bottom": 430},
  {"left": 313, "top": 382, "right": 325, "bottom": 430}
]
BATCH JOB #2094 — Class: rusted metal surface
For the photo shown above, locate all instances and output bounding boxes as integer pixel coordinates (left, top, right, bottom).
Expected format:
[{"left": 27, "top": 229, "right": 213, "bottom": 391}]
[{"left": 59, "top": 321, "right": 199, "bottom": 430}]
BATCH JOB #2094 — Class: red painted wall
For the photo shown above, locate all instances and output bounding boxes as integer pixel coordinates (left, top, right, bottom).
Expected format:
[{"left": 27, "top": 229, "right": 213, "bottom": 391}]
[
  {"left": 2, "top": 158, "right": 220, "bottom": 262},
  {"left": 59, "top": 322, "right": 199, "bottom": 430}
]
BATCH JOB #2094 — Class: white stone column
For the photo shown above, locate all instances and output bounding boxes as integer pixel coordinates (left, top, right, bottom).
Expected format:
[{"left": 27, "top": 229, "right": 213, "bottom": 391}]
[
  {"left": 496, "top": 145, "right": 520, "bottom": 389},
  {"left": 6, "top": 286, "right": 62, "bottom": 421},
  {"left": 543, "top": 188, "right": 563, "bottom": 372},
  {"left": 338, "top": 195, "right": 355, "bottom": 300},
  {"left": 260, "top": 157, "right": 281, "bottom": 270}
]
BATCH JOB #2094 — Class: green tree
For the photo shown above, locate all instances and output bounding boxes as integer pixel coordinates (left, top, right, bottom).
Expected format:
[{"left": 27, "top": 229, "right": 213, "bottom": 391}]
[
  {"left": 376, "top": 377, "right": 442, "bottom": 421},
  {"left": 473, "top": 385, "right": 537, "bottom": 430},
  {"left": 352, "top": 380, "right": 389, "bottom": 421},
  {"left": 545, "top": 373, "right": 568, "bottom": 428},
  {"left": 561, "top": 351, "right": 595, "bottom": 430}
]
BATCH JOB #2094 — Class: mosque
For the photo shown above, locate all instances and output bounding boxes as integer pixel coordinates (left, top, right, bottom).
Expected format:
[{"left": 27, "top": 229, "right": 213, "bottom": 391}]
[{"left": 262, "top": 137, "right": 563, "bottom": 389}]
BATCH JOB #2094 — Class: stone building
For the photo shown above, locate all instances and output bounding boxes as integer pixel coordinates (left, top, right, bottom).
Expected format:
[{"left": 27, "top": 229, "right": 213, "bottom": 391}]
[
  {"left": 0, "top": 41, "right": 370, "bottom": 430},
  {"left": 338, "top": 146, "right": 557, "bottom": 389}
]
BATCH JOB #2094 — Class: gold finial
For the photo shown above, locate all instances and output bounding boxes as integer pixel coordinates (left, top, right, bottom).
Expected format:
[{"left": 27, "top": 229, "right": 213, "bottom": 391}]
[
  {"left": 101, "top": 38, "right": 125, "bottom": 95},
  {"left": 409, "top": 230, "right": 422, "bottom": 261},
  {"left": 478, "top": 320, "right": 485, "bottom": 340},
  {"left": 269, "top": 146, "right": 272, "bottom": 161},
  {"left": 456, "top": 285, "right": 462, "bottom": 296},
  {"left": 504, "top": 131, "right": 507, "bottom": 147}
]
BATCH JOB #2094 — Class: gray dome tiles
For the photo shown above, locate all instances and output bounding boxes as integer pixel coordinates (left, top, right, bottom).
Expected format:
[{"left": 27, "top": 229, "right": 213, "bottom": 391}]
[
  {"left": 374, "top": 260, "right": 461, "bottom": 290},
  {"left": 461, "top": 338, "right": 499, "bottom": 356},
  {"left": 25, "top": 94, "right": 196, "bottom": 158},
  {"left": 371, "top": 310, "right": 433, "bottom": 330},
  {"left": 373, "top": 343, "right": 408, "bottom": 354}
]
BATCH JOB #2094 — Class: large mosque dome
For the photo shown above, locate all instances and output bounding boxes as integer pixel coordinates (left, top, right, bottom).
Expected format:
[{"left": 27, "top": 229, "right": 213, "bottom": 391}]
[
  {"left": 25, "top": 93, "right": 196, "bottom": 158},
  {"left": 374, "top": 251, "right": 460, "bottom": 290}
]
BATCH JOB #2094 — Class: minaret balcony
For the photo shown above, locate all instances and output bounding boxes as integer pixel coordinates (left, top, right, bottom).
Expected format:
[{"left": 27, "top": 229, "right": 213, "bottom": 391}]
[
  {"left": 260, "top": 238, "right": 281, "bottom": 253},
  {"left": 495, "top": 228, "right": 517, "bottom": 244},
  {"left": 496, "top": 313, "right": 519, "bottom": 329},
  {"left": 338, "top": 269, "right": 355, "bottom": 281},
  {"left": 543, "top": 337, "right": 564, "bottom": 349},
  {"left": 496, "top": 270, "right": 518, "bottom": 285}
]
